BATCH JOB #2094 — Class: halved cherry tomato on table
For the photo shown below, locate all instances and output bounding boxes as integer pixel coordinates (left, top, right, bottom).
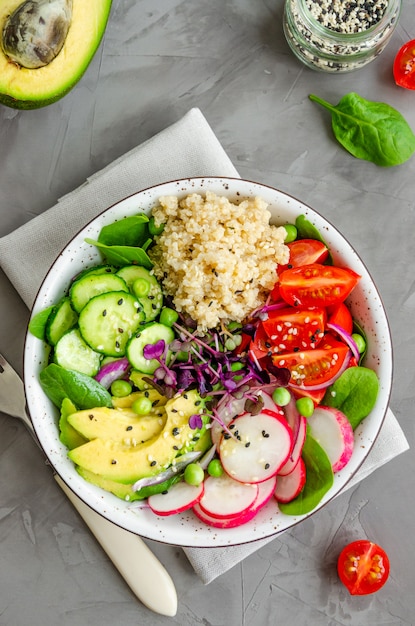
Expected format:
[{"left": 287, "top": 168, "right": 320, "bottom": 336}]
[
  {"left": 262, "top": 307, "right": 326, "bottom": 352},
  {"left": 278, "top": 239, "right": 329, "bottom": 274},
  {"left": 337, "top": 540, "right": 390, "bottom": 595},
  {"left": 327, "top": 302, "right": 353, "bottom": 335},
  {"left": 272, "top": 333, "right": 351, "bottom": 389},
  {"left": 393, "top": 39, "right": 415, "bottom": 90},
  {"left": 279, "top": 264, "right": 361, "bottom": 308}
]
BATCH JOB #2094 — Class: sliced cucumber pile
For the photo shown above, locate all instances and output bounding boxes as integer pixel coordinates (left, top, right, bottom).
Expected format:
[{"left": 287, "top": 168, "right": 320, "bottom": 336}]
[{"left": 37, "top": 264, "right": 177, "bottom": 379}]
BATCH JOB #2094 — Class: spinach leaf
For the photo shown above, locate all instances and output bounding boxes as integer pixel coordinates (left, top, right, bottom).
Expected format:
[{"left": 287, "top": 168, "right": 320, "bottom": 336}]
[
  {"left": 28, "top": 305, "right": 54, "bottom": 340},
  {"left": 98, "top": 215, "right": 149, "bottom": 247},
  {"left": 85, "top": 238, "right": 153, "bottom": 269},
  {"left": 323, "top": 366, "right": 379, "bottom": 429},
  {"left": 279, "top": 429, "right": 334, "bottom": 516},
  {"left": 40, "top": 363, "right": 112, "bottom": 410},
  {"left": 309, "top": 92, "right": 415, "bottom": 167}
]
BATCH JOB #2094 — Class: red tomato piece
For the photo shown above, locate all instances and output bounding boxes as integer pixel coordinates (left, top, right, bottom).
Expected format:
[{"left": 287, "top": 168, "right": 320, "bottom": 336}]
[
  {"left": 250, "top": 323, "right": 270, "bottom": 360},
  {"left": 279, "top": 264, "right": 360, "bottom": 308},
  {"left": 262, "top": 307, "right": 326, "bottom": 352},
  {"left": 233, "top": 332, "right": 251, "bottom": 356},
  {"left": 278, "top": 239, "right": 329, "bottom": 273},
  {"left": 327, "top": 302, "right": 353, "bottom": 334},
  {"left": 272, "top": 333, "right": 350, "bottom": 388},
  {"left": 337, "top": 540, "right": 390, "bottom": 595},
  {"left": 393, "top": 39, "right": 415, "bottom": 90}
]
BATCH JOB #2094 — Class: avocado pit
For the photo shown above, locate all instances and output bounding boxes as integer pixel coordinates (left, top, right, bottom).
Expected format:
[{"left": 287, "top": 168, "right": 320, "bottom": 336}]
[{"left": 2, "top": 0, "right": 73, "bottom": 69}]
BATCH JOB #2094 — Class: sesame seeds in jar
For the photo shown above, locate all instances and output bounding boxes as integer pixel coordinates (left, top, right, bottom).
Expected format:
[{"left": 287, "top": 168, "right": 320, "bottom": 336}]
[{"left": 283, "top": 0, "right": 401, "bottom": 72}]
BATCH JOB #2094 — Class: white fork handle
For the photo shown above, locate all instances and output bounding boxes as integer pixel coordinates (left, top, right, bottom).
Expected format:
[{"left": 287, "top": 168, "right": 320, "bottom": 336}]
[{"left": 55, "top": 475, "right": 178, "bottom": 616}]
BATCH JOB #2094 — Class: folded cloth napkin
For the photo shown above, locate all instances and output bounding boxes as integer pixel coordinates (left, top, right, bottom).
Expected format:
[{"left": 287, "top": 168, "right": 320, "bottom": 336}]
[{"left": 0, "top": 107, "right": 409, "bottom": 584}]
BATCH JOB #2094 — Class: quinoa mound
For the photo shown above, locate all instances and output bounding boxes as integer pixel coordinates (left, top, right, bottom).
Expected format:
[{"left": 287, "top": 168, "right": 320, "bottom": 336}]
[{"left": 149, "top": 191, "right": 289, "bottom": 333}]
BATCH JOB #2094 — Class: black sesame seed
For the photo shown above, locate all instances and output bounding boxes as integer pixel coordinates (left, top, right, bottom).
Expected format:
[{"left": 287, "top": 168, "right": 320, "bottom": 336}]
[
  {"left": 150, "top": 460, "right": 157, "bottom": 467},
  {"left": 111, "top": 459, "right": 117, "bottom": 464},
  {"left": 265, "top": 463, "right": 270, "bottom": 470},
  {"left": 245, "top": 442, "right": 251, "bottom": 448},
  {"left": 172, "top": 427, "right": 180, "bottom": 436},
  {"left": 117, "top": 298, "right": 124, "bottom": 305},
  {"left": 126, "top": 425, "right": 133, "bottom": 431}
]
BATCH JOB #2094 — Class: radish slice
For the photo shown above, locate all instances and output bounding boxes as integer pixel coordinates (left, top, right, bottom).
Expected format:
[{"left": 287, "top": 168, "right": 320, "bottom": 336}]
[
  {"left": 219, "top": 409, "right": 293, "bottom": 484},
  {"left": 277, "top": 414, "right": 307, "bottom": 476},
  {"left": 147, "top": 480, "right": 204, "bottom": 516},
  {"left": 307, "top": 406, "right": 354, "bottom": 472},
  {"left": 274, "top": 457, "right": 306, "bottom": 503},
  {"left": 255, "top": 475, "right": 278, "bottom": 510},
  {"left": 198, "top": 474, "right": 258, "bottom": 519},
  {"left": 211, "top": 395, "right": 247, "bottom": 446},
  {"left": 193, "top": 501, "right": 258, "bottom": 528}
]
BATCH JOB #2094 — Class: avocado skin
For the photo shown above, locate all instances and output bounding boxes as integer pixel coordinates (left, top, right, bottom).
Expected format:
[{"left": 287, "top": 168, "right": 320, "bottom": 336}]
[{"left": 0, "top": 0, "right": 112, "bottom": 110}]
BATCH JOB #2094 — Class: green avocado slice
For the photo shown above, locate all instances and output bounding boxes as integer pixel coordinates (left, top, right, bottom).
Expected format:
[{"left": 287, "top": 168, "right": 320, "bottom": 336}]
[{"left": 0, "top": 0, "right": 112, "bottom": 109}]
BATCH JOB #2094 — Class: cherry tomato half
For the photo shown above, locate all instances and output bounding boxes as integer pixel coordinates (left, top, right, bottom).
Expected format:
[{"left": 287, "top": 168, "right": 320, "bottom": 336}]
[
  {"left": 272, "top": 333, "right": 350, "bottom": 388},
  {"left": 278, "top": 239, "right": 329, "bottom": 273},
  {"left": 262, "top": 307, "right": 326, "bottom": 352},
  {"left": 327, "top": 302, "right": 353, "bottom": 334},
  {"left": 279, "top": 264, "right": 361, "bottom": 308},
  {"left": 393, "top": 39, "right": 415, "bottom": 90},
  {"left": 337, "top": 540, "right": 390, "bottom": 595}
]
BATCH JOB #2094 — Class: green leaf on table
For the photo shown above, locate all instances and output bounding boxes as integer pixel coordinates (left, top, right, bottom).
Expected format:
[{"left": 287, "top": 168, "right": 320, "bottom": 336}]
[
  {"left": 309, "top": 92, "right": 415, "bottom": 167},
  {"left": 279, "top": 429, "right": 334, "bottom": 516},
  {"left": 39, "top": 363, "right": 112, "bottom": 410},
  {"left": 323, "top": 366, "right": 379, "bottom": 430}
]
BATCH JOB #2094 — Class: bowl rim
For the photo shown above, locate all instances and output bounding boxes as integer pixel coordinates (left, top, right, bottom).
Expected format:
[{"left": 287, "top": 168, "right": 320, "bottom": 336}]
[{"left": 23, "top": 176, "right": 393, "bottom": 547}]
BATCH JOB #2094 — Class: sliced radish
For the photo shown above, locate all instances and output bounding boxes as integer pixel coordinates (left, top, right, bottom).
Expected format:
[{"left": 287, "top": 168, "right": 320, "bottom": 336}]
[
  {"left": 307, "top": 406, "right": 354, "bottom": 472},
  {"left": 277, "top": 414, "right": 307, "bottom": 476},
  {"left": 193, "top": 501, "right": 258, "bottom": 528},
  {"left": 254, "top": 475, "right": 278, "bottom": 510},
  {"left": 147, "top": 480, "right": 204, "bottom": 516},
  {"left": 274, "top": 457, "right": 306, "bottom": 503},
  {"left": 219, "top": 409, "right": 293, "bottom": 484},
  {"left": 198, "top": 473, "right": 258, "bottom": 519},
  {"left": 211, "top": 395, "right": 247, "bottom": 446}
]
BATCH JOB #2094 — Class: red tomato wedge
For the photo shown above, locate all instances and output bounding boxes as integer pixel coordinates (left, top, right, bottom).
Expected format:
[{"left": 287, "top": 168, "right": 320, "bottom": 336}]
[
  {"left": 272, "top": 333, "right": 350, "bottom": 389},
  {"left": 393, "top": 39, "right": 415, "bottom": 90},
  {"left": 278, "top": 239, "right": 329, "bottom": 273},
  {"left": 262, "top": 307, "right": 326, "bottom": 352},
  {"left": 337, "top": 540, "right": 390, "bottom": 595},
  {"left": 279, "top": 264, "right": 360, "bottom": 308},
  {"left": 327, "top": 302, "right": 353, "bottom": 334}
]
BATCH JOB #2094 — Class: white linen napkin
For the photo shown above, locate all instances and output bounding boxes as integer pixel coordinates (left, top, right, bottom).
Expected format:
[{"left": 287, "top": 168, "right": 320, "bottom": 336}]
[{"left": 0, "top": 107, "right": 409, "bottom": 584}]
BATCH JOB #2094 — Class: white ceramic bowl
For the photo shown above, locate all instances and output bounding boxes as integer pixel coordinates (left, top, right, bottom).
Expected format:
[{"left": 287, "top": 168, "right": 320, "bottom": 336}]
[{"left": 24, "top": 177, "right": 392, "bottom": 547}]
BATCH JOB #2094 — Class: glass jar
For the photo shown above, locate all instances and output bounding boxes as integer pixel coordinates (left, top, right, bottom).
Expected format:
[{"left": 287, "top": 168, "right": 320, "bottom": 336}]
[{"left": 283, "top": 0, "right": 401, "bottom": 73}]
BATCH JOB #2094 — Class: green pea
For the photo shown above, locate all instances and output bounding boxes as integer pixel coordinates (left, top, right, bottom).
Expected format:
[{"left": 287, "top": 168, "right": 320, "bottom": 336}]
[
  {"left": 207, "top": 459, "right": 224, "bottom": 477},
  {"left": 132, "top": 278, "right": 151, "bottom": 298},
  {"left": 296, "top": 396, "right": 315, "bottom": 418},
  {"left": 352, "top": 333, "right": 366, "bottom": 354},
  {"left": 227, "top": 321, "right": 243, "bottom": 332},
  {"left": 148, "top": 216, "right": 165, "bottom": 236},
  {"left": 110, "top": 379, "right": 133, "bottom": 398},
  {"left": 159, "top": 307, "right": 179, "bottom": 327},
  {"left": 132, "top": 396, "right": 153, "bottom": 415},
  {"left": 230, "top": 362, "right": 244, "bottom": 372},
  {"left": 283, "top": 224, "right": 298, "bottom": 243},
  {"left": 184, "top": 463, "right": 205, "bottom": 486},
  {"left": 272, "top": 387, "right": 291, "bottom": 407},
  {"left": 225, "top": 337, "right": 236, "bottom": 351}
]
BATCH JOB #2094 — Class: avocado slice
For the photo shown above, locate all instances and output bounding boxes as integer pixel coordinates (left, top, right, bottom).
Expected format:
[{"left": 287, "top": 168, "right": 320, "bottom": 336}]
[
  {"left": 0, "top": 0, "right": 112, "bottom": 109},
  {"left": 68, "top": 390, "right": 210, "bottom": 484}
]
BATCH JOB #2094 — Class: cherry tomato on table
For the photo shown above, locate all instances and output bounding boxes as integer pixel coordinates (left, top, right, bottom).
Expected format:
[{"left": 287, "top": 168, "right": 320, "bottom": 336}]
[
  {"left": 279, "top": 264, "right": 361, "bottom": 308},
  {"left": 337, "top": 540, "right": 390, "bottom": 595},
  {"left": 393, "top": 39, "right": 415, "bottom": 90}
]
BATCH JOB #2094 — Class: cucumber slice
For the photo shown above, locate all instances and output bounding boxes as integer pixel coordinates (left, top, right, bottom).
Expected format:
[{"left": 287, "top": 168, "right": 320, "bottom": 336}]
[
  {"left": 45, "top": 297, "right": 78, "bottom": 346},
  {"left": 126, "top": 322, "right": 175, "bottom": 374},
  {"left": 54, "top": 328, "right": 102, "bottom": 376},
  {"left": 73, "top": 264, "right": 117, "bottom": 281},
  {"left": 79, "top": 291, "right": 145, "bottom": 357},
  {"left": 70, "top": 273, "right": 129, "bottom": 313},
  {"left": 116, "top": 265, "right": 163, "bottom": 321}
]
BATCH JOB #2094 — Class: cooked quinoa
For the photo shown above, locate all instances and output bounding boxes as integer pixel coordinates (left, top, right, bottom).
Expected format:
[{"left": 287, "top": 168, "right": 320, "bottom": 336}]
[{"left": 149, "top": 191, "right": 289, "bottom": 333}]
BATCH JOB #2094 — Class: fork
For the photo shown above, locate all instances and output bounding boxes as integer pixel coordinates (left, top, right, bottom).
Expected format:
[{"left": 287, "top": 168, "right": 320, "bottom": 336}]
[{"left": 0, "top": 352, "right": 178, "bottom": 617}]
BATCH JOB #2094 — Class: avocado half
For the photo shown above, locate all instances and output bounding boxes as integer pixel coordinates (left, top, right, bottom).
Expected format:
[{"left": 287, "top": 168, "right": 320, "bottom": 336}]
[{"left": 0, "top": 0, "right": 112, "bottom": 110}]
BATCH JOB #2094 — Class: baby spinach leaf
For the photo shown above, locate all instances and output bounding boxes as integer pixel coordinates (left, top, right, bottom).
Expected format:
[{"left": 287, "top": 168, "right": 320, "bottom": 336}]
[
  {"left": 85, "top": 238, "right": 153, "bottom": 269},
  {"left": 28, "top": 305, "right": 54, "bottom": 340},
  {"left": 309, "top": 92, "right": 415, "bottom": 167},
  {"left": 40, "top": 363, "right": 112, "bottom": 410},
  {"left": 279, "top": 429, "right": 334, "bottom": 516},
  {"left": 323, "top": 366, "right": 379, "bottom": 429},
  {"left": 98, "top": 215, "right": 149, "bottom": 247}
]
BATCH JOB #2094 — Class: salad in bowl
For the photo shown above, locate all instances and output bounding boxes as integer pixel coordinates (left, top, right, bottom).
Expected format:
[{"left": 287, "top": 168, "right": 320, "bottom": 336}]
[{"left": 24, "top": 177, "right": 392, "bottom": 547}]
